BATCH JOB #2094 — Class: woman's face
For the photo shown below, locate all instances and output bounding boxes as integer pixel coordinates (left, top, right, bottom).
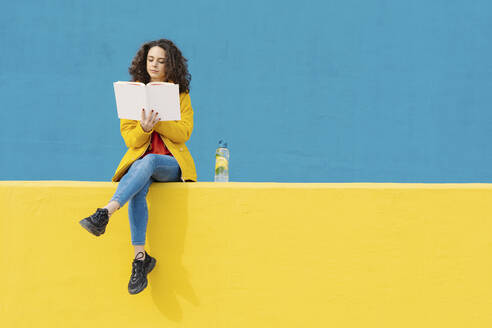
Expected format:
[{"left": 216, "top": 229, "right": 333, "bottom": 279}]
[{"left": 146, "top": 46, "right": 166, "bottom": 82}]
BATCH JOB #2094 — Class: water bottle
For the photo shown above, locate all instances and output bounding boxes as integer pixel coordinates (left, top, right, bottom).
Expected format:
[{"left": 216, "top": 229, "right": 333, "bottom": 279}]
[{"left": 214, "top": 139, "right": 229, "bottom": 182}]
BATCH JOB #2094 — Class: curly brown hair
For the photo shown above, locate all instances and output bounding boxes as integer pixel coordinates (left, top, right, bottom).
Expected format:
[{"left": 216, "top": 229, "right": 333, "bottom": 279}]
[{"left": 128, "top": 39, "right": 191, "bottom": 94}]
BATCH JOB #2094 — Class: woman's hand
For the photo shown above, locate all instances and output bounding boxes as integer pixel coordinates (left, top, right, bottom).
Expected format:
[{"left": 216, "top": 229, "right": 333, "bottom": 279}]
[{"left": 140, "top": 108, "right": 160, "bottom": 132}]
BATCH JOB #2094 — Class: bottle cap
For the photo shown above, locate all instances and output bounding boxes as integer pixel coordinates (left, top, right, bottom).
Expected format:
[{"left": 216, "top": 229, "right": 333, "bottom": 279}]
[{"left": 219, "top": 139, "right": 228, "bottom": 148}]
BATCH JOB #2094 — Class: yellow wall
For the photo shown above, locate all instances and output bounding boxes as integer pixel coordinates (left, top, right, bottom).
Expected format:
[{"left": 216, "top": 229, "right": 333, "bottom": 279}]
[{"left": 1, "top": 181, "right": 492, "bottom": 327}]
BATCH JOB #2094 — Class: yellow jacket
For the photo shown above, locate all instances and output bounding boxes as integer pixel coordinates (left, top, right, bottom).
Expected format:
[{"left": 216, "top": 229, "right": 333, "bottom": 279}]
[{"left": 111, "top": 92, "right": 197, "bottom": 182}]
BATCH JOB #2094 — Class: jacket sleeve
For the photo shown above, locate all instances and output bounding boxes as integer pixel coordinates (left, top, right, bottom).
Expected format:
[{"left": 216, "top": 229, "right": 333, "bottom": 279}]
[
  {"left": 120, "top": 119, "right": 153, "bottom": 148},
  {"left": 153, "top": 92, "right": 194, "bottom": 144}
]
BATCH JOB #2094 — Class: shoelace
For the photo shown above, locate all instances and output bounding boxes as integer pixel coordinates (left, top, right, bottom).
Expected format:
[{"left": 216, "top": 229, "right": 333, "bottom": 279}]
[
  {"left": 92, "top": 209, "right": 108, "bottom": 226},
  {"left": 130, "top": 252, "right": 146, "bottom": 283},
  {"left": 130, "top": 260, "right": 145, "bottom": 283}
]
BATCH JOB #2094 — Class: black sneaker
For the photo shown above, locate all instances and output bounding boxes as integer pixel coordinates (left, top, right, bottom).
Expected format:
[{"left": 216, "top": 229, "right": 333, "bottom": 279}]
[
  {"left": 79, "top": 208, "right": 109, "bottom": 236},
  {"left": 128, "top": 251, "right": 156, "bottom": 295}
]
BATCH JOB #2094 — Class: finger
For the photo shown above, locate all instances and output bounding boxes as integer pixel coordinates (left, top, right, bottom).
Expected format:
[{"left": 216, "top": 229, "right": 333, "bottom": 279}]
[
  {"left": 147, "top": 110, "right": 156, "bottom": 124},
  {"left": 147, "top": 109, "right": 155, "bottom": 124},
  {"left": 141, "top": 108, "right": 145, "bottom": 121},
  {"left": 142, "top": 109, "right": 150, "bottom": 124}
]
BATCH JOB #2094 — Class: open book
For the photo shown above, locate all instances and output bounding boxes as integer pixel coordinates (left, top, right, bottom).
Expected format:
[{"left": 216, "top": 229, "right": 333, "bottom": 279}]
[{"left": 113, "top": 81, "right": 181, "bottom": 121}]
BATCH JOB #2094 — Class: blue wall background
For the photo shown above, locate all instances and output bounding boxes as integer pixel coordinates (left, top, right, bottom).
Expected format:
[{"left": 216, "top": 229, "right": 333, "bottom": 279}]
[{"left": 1, "top": 0, "right": 492, "bottom": 182}]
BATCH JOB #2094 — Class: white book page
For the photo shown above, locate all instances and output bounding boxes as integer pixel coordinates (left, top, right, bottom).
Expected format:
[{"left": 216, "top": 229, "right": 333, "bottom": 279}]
[
  {"left": 113, "top": 82, "right": 147, "bottom": 121},
  {"left": 146, "top": 82, "right": 181, "bottom": 121}
]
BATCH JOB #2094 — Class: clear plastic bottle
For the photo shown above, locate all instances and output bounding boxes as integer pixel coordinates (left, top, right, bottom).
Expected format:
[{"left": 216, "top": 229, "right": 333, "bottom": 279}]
[{"left": 214, "top": 139, "right": 229, "bottom": 182}]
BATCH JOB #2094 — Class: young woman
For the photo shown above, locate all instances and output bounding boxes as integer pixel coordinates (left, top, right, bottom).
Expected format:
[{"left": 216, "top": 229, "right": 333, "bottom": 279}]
[{"left": 79, "top": 39, "right": 197, "bottom": 295}]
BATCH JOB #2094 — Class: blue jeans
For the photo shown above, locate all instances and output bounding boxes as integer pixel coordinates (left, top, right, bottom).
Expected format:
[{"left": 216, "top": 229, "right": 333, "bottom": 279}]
[{"left": 110, "top": 154, "right": 182, "bottom": 245}]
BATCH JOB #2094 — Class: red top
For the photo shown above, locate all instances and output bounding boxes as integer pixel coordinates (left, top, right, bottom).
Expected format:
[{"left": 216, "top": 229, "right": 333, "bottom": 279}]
[{"left": 143, "top": 131, "right": 173, "bottom": 157}]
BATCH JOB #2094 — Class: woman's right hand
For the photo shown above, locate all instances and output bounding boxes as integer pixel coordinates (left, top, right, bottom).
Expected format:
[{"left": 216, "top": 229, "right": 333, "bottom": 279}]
[{"left": 140, "top": 108, "right": 160, "bottom": 132}]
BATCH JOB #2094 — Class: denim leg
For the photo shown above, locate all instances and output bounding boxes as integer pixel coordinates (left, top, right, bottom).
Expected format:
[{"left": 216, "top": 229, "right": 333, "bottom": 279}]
[
  {"left": 114, "top": 154, "right": 182, "bottom": 246},
  {"left": 152, "top": 157, "right": 182, "bottom": 182},
  {"left": 109, "top": 155, "right": 157, "bottom": 207},
  {"left": 128, "top": 177, "right": 153, "bottom": 245}
]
